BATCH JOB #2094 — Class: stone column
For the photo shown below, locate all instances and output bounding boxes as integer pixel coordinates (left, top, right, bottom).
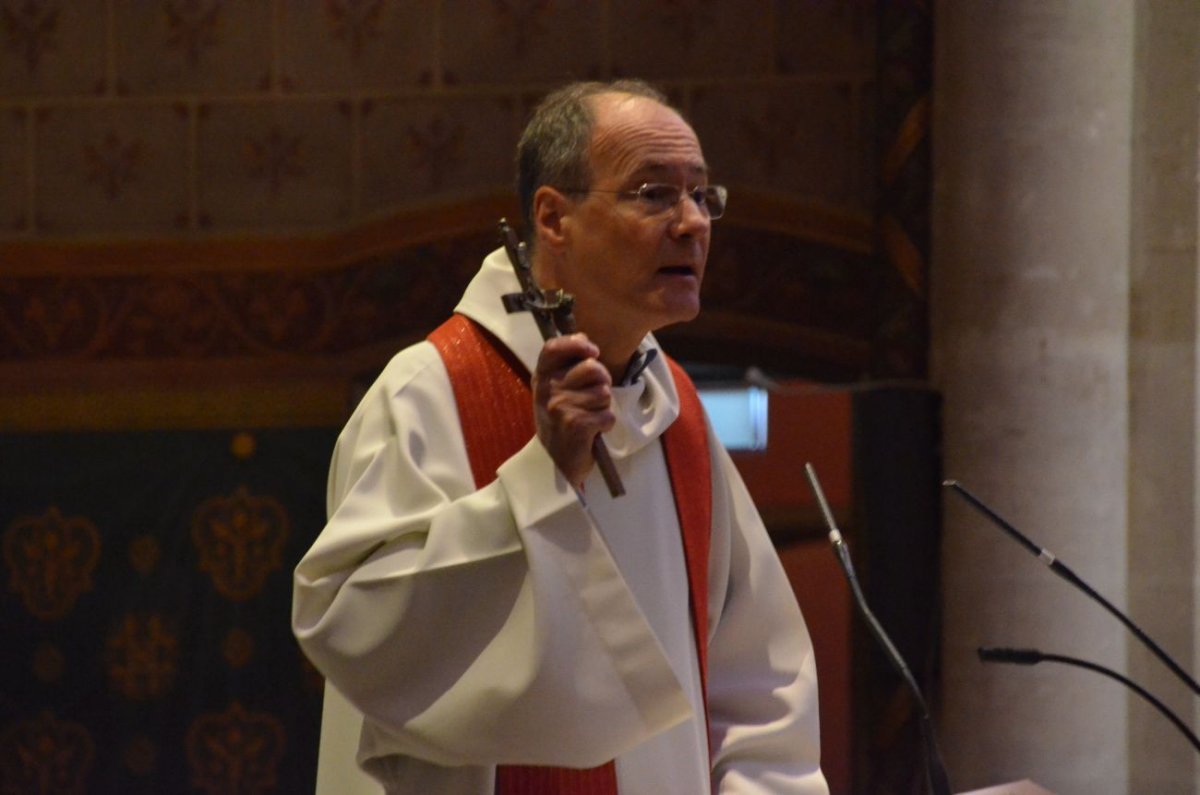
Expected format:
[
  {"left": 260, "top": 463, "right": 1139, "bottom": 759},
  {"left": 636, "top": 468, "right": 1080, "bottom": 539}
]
[
  {"left": 932, "top": 3, "right": 1137, "bottom": 792},
  {"left": 1127, "top": 2, "right": 1199, "bottom": 792}
]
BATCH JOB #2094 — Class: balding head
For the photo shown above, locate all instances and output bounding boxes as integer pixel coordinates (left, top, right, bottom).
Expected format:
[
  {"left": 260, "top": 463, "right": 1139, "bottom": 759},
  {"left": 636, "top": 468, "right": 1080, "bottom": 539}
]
[{"left": 516, "top": 79, "right": 675, "bottom": 240}]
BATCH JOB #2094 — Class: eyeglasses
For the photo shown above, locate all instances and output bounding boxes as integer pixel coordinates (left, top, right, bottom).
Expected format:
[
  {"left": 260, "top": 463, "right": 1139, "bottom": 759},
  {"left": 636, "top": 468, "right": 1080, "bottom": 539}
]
[{"left": 565, "top": 183, "right": 728, "bottom": 220}]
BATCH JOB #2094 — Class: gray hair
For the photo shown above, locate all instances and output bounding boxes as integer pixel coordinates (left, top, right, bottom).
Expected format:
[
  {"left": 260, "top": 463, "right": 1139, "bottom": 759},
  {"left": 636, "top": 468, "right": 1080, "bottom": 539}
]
[{"left": 516, "top": 79, "right": 672, "bottom": 237}]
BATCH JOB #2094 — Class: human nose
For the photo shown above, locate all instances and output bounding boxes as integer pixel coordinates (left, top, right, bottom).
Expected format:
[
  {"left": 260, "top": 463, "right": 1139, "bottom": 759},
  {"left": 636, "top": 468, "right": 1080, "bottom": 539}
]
[{"left": 670, "top": 191, "right": 710, "bottom": 236}]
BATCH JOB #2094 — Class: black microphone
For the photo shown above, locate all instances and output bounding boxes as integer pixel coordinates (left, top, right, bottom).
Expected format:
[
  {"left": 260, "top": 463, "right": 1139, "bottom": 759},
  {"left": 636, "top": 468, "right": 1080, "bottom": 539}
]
[
  {"left": 978, "top": 646, "right": 1200, "bottom": 754},
  {"left": 805, "top": 463, "right": 951, "bottom": 795},
  {"left": 944, "top": 479, "right": 1200, "bottom": 697}
]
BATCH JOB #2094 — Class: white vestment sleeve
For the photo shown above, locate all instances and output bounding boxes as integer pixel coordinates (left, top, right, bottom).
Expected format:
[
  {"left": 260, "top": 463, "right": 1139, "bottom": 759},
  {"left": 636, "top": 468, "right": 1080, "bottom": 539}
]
[
  {"left": 315, "top": 685, "right": 382, "bottom": 794},
  {"left": 292, "top": 343, "right": 690, "bottom": 775},
  {"left": 705, "top": 434, "right": 829, "bottom": 795}
]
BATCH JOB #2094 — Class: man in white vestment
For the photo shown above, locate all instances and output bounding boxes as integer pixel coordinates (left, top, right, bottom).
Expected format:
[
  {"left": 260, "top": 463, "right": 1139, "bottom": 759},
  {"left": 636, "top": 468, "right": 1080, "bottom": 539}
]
[{"left": 292, "top": 79, "right": 829, "bottom": 794}]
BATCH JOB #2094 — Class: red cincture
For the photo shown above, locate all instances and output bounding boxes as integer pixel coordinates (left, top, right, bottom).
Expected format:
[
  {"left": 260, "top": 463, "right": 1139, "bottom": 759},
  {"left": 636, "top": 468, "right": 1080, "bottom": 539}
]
[{"left": 429, "top": 314, "right": 711, "bottom": 795}]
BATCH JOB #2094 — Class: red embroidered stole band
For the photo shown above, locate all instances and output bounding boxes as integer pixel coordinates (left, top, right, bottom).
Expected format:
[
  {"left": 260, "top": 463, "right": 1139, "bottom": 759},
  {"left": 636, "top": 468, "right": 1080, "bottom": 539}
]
[
  {"left": 428, "top": 313, "right": 711, "bottom": 795},
  {"left": 660, "top": 355, "right": 712, "bottom": 743},
  {"left": 428, "top": 316, "right": 536, "bottom": 486}
]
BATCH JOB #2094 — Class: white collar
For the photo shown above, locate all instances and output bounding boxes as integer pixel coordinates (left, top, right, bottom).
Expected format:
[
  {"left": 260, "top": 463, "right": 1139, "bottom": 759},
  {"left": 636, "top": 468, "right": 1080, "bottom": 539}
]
[{"left": 454, "top": 247, "right": 682, "bottom": 457}]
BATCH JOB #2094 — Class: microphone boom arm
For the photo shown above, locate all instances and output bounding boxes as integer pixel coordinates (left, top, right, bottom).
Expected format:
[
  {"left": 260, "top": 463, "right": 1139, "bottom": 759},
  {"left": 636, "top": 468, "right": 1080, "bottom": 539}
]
[
  {"left": 806, "top": 463, "right": 952, "bottom": 795},
  {"left": 946, "top": 480, "right": 1200, "bottom": 697},
  {"left": 979, "top": 646, "right": 1200, "bottom": 755}
]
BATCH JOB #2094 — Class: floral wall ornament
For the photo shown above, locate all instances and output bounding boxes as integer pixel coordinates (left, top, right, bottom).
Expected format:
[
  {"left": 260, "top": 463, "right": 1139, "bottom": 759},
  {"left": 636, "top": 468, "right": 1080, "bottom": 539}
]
[
  {"left": 0, "top": 242, "right": 482, "bottom": 363},
  {"left": 163, "top": 0, "right": 224, "bottom": 66},
  {"left": 105, "top": 613, "right": 180, "bottom": 700},
  {"left": 490, "top": 0, "right": 554, "bottom": 59},
  {"left": 122, "top": 276, "right": 222, "bottom": 357},
  {"left": 237, "top": 274, "right": 331, "bottom": 350},
  {"left": 185, "top": 702, "right": 285, "bottom": 795},
  {"left": 0, "top": 711, "right": 94, "bottom": 795},
  {"left": 2, "top": 507, "right": 100, "bottom": 621},
  {"left": 0, "top": 276, "right": 111, "bottom": 358},
  {"left": 222, "top": 627, "right": 255, "bottom": 668},
  {"left": 191, "top": 487, "right": 289, "bottom": 602},
  {"left": 83, "top": 131, "right": 143, "bottom": 200},
  {"left": 406, "top": 114, "right": 464, "bottom": 191},
  {"left": 83, "top": 130, "right": 142, "bottom": 199},
  {"left": 244, "top": 126, "right": 305, "bottom": 196},
  {"left": 324, "top": 0, "right": 385, "bottom": 61},
  {"left": 2, "top": 0, "right": 60, "bottom": 74}
]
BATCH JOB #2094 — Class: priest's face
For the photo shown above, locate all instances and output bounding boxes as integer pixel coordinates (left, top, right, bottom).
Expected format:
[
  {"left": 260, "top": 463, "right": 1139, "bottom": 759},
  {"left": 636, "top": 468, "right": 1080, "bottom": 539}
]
[{"left": 548, "top": 94, "right": 713, "bottom": 347}]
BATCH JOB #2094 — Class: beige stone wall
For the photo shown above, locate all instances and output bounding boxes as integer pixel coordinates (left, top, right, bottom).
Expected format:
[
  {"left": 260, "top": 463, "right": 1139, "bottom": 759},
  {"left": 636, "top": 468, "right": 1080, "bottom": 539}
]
[
  {"left": 934, "top": 1, "right": 1200, "bottom": 793},
  {"left": 1128, "top": 1, "right": 1199, "bottom": 790},
  {"left": 0, "top": 1, "right": 877, "bottom": 240}
]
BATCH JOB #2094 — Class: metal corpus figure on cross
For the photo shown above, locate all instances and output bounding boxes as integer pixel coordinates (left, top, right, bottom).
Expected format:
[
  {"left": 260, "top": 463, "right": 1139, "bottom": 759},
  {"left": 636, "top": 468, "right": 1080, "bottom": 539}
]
[{"left": 498, "top": 218, "right": 626, "bottom": 498}]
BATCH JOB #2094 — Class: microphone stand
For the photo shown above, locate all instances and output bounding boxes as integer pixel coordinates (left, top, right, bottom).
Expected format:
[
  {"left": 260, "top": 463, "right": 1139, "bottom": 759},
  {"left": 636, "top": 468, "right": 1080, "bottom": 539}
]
[
  {"left": 806, "top": 463, "right": 952, "bottom": 795},
  {"left": 945, "top": 480, "right": 1200, "bottom": 697},
  {"left": 978, "top": 647, "right": 1200, "bottom": 754}
]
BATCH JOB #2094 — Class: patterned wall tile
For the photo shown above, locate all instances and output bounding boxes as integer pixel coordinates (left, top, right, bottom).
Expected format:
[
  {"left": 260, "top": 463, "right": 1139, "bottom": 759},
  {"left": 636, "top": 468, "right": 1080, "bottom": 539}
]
[
  {"left": 197, "top": 100, "right": 352, "bottom": 231},
  {"left": 278, "top": 0, "right": 438, "bottom": 91},
  {"left": 690, "top": 82, "right": 870, "bottom": 210},
  {"left": 113, "top": 0, "right": 274, "bottom": 94},
  {"left": 0, "top": 1, "right": 883, "bottom": 242},
  {"left": 440, "top": 0, "right": 605, "bottom": 86},
  {"left": 35, "top": 103, "right": 190, "bottom": 235},
  {"left": 360, "top": 94, "right": 518, "bottom": 214},
  {"left": 0, "top": 0, "right": 109, "bottom": 97},
  {"left": 610, "top": 0, "right": 772, "bottom": 80},
  {"left": 1, "top": 109, "right": 28, "bottom": 232},
  {"left": 776, "top": 0, "right": 876, "bottom": 74}
]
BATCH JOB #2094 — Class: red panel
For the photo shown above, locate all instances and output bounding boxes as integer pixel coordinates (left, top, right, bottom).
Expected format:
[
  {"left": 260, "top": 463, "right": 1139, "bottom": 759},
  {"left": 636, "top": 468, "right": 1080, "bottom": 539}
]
[
  {"left": 731, "top": 385, "right": 853, "bottom": 516},
  {"left": 780, "top": 540, "right": 852, "bottom": 795},
  {"left": 733, "top": 384, "right": 855, "bottom": 791}
]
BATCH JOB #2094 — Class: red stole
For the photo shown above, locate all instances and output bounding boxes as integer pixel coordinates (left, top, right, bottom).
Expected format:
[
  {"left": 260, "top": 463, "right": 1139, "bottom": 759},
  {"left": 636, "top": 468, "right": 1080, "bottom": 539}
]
[{"left": 427, "top": 314, "right": 711, "bottom": 795}]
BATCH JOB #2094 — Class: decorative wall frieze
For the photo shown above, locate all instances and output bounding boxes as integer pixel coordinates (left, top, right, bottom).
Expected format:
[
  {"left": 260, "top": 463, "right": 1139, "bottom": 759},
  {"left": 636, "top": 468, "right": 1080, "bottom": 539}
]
[
  {"left": 0, "top": 193, "right": 879, "bottom": 369},
  {"left": 0, "top": 192, "right": 904, "bottom": 429}
]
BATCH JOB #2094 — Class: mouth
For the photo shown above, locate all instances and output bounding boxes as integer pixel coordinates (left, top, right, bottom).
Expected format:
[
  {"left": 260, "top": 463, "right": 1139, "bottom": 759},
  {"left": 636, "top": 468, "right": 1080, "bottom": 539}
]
[{"left": 658, "top": 265, "right": 698, "bottom": 277}]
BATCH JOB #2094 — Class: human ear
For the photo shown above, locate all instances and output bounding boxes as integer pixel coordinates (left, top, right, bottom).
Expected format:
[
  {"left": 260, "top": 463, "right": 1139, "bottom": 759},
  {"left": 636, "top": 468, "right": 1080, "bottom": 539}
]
[{"left": 532, "top": 186, "right": 571, "bottom": 252}]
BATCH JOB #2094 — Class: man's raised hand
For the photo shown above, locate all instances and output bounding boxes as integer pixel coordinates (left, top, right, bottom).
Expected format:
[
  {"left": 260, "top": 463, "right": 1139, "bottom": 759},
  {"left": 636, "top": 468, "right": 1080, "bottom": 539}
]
[{"left": 532, "top": 333, "right": 616, "bottom": 488}]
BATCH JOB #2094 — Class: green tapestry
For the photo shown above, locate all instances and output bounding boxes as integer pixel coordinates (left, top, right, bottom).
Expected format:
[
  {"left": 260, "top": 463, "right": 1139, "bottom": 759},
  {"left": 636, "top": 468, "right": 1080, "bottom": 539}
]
[{"left": 1, "top": 427, "right": 337, "bottom": 794}]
